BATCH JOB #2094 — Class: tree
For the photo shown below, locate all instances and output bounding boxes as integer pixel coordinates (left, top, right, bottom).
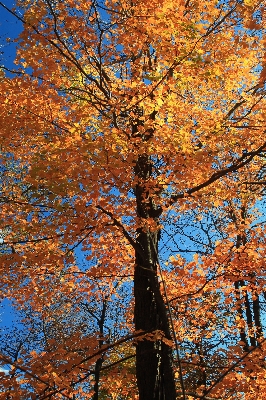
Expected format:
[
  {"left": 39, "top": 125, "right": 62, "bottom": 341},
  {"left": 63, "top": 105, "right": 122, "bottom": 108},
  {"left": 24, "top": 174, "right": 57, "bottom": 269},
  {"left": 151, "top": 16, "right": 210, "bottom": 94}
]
[{"left": 1, "top": 0, "right": 266, "bottom": 398}]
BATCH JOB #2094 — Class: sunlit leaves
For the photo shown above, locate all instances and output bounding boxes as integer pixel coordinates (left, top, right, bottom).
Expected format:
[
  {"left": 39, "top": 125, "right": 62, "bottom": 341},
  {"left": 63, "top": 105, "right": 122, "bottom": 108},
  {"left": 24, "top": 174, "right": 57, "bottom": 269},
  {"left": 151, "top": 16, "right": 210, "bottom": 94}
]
[{"left": 1, "top": 0, "right": 266, "bottom": 398}]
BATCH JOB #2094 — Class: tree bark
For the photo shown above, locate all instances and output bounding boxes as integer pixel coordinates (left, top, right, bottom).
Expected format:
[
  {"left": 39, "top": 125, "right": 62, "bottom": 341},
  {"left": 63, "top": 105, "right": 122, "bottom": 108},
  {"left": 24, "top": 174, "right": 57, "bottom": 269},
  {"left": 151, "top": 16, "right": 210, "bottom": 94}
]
[
  {"left": 252, "top": 291, "right": 263, "bottom": 343},
  {"left": 243, "top": 287, "right": 256, "bottom": 348},
  {"left": 134, "top": 153, "right": 176, "bottom": 400},
  {"left": 234, "top": 281, "right": 249, "bottom": 351},
  {"left": 93, "top": 298, "right": 107, "bottom": 400}
]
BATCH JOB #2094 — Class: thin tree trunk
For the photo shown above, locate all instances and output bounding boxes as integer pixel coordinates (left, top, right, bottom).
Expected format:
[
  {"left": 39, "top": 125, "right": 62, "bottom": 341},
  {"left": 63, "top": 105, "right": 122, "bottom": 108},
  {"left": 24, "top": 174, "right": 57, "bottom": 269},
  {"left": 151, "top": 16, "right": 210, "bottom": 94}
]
[
  {"left": 252, "top": 291, "right": 263, "bottom": 343},
  {"left": 242, "top": 284, "right": 256, "bottom": 348},
  {"left": 93, "top": 299, "right": 107, "bottom": 400},
  {"left": 234, "top": 281, "right": 249, "bottom": 351},
  {"left": 234, "top": 231, "right": 256, "bottom": 349}
]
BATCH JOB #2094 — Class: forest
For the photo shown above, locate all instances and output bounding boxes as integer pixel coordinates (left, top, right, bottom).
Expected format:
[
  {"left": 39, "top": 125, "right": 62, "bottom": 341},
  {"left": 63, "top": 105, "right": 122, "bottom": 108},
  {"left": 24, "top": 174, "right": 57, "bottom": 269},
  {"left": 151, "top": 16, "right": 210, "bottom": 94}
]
[{"left": 0, "top": 0, "right": 266, "bottom": 399}]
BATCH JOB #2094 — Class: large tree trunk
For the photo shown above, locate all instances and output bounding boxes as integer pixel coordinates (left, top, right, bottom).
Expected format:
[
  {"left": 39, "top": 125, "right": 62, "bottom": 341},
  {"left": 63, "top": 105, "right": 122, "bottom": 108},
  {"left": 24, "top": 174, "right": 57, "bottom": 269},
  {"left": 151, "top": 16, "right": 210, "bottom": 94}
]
[{"left": 134, "top": 153, "right": 176, "bottom": 400}]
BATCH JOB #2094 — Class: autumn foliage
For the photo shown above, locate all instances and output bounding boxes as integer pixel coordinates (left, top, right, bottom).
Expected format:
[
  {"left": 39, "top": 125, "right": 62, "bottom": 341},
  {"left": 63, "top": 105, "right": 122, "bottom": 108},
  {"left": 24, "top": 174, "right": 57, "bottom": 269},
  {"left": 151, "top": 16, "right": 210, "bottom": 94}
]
[{"left": 1, "top": 0, "right": 266, "bottom": 398}]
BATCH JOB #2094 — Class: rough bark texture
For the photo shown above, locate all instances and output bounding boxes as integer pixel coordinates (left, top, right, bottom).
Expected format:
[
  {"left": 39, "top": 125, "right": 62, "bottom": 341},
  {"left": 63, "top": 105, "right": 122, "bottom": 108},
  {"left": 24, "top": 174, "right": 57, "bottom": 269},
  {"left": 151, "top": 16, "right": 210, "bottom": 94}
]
[{"left": 134, "top": 153, "right": 176, "bottom": 400}]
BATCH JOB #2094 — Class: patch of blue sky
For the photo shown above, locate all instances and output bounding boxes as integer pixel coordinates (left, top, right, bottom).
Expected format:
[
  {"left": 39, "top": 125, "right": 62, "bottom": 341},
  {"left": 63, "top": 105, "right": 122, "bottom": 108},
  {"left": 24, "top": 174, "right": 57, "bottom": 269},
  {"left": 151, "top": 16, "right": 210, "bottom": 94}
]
[
  {"left": 0, "top": 0, "right": 23, "bottom": 74},
  {"left": 0, "top": 298, "right": 17, "bottom": 328}
]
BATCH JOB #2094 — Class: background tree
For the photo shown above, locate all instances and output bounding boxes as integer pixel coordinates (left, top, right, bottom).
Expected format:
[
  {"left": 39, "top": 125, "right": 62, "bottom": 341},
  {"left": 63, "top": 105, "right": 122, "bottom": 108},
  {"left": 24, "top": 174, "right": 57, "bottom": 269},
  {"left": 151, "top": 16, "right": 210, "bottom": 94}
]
[{"left": 1, "top": 0, "right": 266, "bottom": 398}]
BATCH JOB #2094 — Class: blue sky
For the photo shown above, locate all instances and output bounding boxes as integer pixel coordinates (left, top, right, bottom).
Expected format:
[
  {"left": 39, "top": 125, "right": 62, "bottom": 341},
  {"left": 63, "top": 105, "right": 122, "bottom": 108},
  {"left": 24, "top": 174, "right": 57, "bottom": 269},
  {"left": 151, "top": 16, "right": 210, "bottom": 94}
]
[
  {"left": 0, "top": 0, "right": 22, "bottom": 72},
  {"left": 0, "top": 1, "right": 22, "bottom": 328}
]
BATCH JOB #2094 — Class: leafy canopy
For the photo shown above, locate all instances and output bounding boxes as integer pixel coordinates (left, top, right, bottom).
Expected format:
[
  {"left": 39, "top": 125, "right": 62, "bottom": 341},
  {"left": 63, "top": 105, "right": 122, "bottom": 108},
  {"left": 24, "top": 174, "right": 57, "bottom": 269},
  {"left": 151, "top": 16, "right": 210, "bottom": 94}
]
[{"left": 1, "top": 0, "right": 266, "bottom": 398}]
